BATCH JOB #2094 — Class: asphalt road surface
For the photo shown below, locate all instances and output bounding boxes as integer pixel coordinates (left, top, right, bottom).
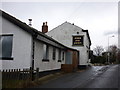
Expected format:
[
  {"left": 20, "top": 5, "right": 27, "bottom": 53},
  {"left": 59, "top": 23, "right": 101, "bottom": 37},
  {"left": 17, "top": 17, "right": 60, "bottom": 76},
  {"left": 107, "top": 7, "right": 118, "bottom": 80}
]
[{"left": 36, "top": 64, "right": 120, "bottom": 88}]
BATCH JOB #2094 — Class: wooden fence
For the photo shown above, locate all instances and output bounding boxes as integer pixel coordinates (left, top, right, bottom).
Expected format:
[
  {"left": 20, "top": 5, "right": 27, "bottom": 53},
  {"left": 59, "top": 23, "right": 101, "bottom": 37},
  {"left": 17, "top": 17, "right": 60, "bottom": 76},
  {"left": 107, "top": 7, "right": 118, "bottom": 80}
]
[{"left": 1, "top": 67, "right": 39, "bottom": 88}]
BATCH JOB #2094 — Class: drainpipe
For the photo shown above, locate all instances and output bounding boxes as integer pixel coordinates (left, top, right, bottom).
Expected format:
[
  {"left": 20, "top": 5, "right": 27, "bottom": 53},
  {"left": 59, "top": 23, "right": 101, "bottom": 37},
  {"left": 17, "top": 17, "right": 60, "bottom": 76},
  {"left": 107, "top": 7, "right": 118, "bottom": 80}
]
[
  {"left": 31, "top": 33, "right": 37, "bottom": 81},
  {"left": 31, "top": 37, "right": 35, "bottom": 81}
]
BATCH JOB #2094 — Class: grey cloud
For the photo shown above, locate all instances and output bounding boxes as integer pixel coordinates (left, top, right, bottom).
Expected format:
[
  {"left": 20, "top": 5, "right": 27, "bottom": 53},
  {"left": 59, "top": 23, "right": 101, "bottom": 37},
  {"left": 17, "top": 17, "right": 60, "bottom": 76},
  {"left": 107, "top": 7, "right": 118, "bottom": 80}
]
[{"left": 104, "top": 30, "right": 118, "bottom": 36}]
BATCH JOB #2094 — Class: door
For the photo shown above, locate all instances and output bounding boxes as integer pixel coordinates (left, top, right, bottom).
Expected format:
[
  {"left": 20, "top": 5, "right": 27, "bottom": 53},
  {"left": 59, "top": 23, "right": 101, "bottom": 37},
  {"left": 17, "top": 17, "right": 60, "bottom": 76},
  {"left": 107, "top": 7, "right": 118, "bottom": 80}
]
[{"left": 72, "top": 51, "right": 79, "bottom": 69}]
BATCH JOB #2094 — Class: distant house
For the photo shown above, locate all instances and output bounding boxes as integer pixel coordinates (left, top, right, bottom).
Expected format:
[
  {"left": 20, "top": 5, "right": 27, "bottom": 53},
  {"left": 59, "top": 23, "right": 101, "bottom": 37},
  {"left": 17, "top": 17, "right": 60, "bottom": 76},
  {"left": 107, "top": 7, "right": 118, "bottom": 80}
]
[
  {"left": 47, "top": 22, "right": 91, "bottom": 68},
  {"left": 0, "top": 10, "right": 78, "bottom": 72}
]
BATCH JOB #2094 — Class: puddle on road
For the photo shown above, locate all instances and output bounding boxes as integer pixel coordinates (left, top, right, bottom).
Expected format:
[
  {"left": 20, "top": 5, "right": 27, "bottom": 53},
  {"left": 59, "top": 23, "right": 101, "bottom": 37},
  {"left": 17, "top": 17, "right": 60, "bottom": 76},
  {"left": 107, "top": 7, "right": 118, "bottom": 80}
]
[{"left": 92, "top": 66, "right": 107, "bottom": 71}]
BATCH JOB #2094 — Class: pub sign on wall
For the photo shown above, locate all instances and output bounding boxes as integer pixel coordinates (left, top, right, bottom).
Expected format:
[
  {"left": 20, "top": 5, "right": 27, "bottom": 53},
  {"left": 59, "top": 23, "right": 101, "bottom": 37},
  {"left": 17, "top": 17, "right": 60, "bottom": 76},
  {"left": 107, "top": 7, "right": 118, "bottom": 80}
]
[{"left": 72, "top": 36, "right": 84, "bottom": 46}]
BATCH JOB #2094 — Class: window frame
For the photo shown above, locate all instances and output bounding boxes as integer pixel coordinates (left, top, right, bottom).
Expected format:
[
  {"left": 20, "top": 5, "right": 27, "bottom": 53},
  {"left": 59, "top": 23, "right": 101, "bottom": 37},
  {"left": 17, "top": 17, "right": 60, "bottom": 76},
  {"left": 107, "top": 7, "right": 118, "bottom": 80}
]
[
  {"left": 42, "top": 44, "right": 49, "bottom": 62},
  {"left": 0, "top": 34, "right": 13, "bottom": 60},
  {"left": 62, "top": 51, "right": 65, "bottom": 61},
  {"left": 58, "top": 49, "right": 61, "bottom": 62},
  {"left": 52, "top": 47, "right": 56, "bottom": 60}
]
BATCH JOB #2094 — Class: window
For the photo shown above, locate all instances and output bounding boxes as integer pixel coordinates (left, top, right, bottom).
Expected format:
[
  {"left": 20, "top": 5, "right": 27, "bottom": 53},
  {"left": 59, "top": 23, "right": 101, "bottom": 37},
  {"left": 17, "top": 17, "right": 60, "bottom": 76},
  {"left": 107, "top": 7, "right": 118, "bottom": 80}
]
[
  {"left": 52, "top": 47, "right": 56, "bottom": 60},
  {"left": 62, "top": 52, "right": 65, "bottom": 61},
  {"left": 0, "top": 35, "right": 13, "bottom": 60},
  {"left": 77, "top": 32, "right": 79, "bottom": 34},
  {"left": 73, "top": 36, "right": 84, "bottom": 46},
  {"left": 42, "top": 44, "right": 49, "bottom": 61},
  {"left": 58, "top": 49, "right": 61, "bottom": 62}
]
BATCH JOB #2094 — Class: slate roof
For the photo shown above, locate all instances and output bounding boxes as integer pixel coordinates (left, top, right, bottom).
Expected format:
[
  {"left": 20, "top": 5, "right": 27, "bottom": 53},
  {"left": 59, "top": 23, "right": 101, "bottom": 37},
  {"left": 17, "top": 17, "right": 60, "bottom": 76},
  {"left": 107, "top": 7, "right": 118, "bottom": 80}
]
[{"left": 0, "top": 10, "right": 78, "bottom": 51}]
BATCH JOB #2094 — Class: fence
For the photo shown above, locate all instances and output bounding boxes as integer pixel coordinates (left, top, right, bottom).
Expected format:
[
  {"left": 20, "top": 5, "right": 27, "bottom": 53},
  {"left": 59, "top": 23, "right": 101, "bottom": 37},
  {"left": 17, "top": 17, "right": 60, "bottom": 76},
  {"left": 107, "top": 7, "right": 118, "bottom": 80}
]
[{"left": 1, "top": 67, "right": 39, "bottom": 88}]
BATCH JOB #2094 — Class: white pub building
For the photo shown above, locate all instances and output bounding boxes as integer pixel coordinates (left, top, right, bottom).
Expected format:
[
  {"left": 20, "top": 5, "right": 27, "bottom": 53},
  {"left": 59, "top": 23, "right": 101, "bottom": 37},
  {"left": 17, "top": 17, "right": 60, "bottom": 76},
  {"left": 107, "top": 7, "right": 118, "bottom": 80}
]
[{"left": 47, "top": 22, "right": 92, "bottom": 68}]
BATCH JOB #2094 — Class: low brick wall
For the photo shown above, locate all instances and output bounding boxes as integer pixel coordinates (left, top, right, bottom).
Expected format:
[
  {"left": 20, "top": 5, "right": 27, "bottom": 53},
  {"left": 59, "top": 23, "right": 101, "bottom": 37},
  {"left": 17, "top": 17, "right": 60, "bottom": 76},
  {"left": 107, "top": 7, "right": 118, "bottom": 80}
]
[{"left": 61, "top": 64, "right": 73, "bottom": 73}]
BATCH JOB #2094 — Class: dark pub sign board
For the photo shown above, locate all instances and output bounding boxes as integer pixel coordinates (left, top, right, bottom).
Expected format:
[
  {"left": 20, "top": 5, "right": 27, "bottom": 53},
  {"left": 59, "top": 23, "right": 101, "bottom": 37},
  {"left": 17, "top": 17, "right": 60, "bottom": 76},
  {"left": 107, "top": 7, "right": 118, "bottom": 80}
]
[{"left": 73, "top": 36, "right": 84, "bottom": 46}]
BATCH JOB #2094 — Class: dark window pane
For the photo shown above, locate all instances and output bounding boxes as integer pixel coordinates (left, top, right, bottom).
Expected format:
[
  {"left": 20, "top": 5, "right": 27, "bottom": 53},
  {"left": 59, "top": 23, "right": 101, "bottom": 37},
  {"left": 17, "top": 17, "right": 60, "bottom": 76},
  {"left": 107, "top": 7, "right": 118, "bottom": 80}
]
[
  {"left": 62, "top": 52, "right": 64, "bottom": 60},
  {"left": 0, "top": 36, "right": 2, "bottom": 57},
  {"left": 58, "top": 49, "right": 61, "bottom": 60},
  {"left": 43, "top": 44, "right": 49, "bottom": 59},
  {"left": 43, "top": 44, "right": 47, "bottom": 59},
  {"left": 53, "top": 47, "right": 56, "bottom": 60},
  {"left": 46, "top": 45, "right": 49, "bottom": 59},
  {"left": 0, "top": 35, "right": 13, "bottom": 58}
]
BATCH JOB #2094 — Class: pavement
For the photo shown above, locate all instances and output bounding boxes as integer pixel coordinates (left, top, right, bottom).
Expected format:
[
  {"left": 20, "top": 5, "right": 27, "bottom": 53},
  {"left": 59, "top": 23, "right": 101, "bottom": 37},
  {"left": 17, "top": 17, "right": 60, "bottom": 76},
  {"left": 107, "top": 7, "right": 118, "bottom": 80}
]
[
  {"left": 33, "top": 71, "right": 68, "bottom": 86},
  {"left": 34, "top": 65, "right": 112, "bottom": 88}
]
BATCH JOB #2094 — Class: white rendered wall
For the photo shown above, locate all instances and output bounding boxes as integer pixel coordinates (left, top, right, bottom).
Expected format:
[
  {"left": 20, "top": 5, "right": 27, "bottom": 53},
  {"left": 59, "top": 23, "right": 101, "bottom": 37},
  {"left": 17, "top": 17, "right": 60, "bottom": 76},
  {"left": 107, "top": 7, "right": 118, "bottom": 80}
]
[
  {"left": 0, "top": 17, "right": 32, "bottom": 70},
  {"left": 47, "top": 22, "right": 90, "bottom": 65},
  {"left": 0, "top": 16, "right": 2, "bottom": 71},
  {"left": 34, "top": 40, "right": 65, "bottom": 72}
]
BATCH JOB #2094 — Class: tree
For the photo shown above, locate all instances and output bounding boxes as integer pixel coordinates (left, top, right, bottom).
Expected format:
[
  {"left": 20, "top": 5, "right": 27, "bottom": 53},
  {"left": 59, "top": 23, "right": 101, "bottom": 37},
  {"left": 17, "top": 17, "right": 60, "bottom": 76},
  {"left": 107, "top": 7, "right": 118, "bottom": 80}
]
[
  {"left": 93, "top": 46, "right": 104, "bottom": 56},
  {"left": 108, "top": 45, "right": 118, "bottom": 63},
  {"left": 91, "top": 46, "right": 104, "bottom": 64},
  {"left": 92, "top": 45, "right": 119, "bottom": 64},
  {"left": 102, "top": 52, "right": 108, "bottom": 64},
  {"left": 105, "top": 45, "right": 120, "bottom": 64},
  {"left": 117, "top": 48, "right": 120, "bottom": 63}
]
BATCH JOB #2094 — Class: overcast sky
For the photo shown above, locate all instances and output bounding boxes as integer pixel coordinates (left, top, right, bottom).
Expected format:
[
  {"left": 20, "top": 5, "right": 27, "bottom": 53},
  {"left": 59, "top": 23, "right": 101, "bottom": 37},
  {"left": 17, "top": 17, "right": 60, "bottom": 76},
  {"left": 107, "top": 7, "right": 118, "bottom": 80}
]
[{"left": 1, "top": 0, "right": 119, "bottom": 50}]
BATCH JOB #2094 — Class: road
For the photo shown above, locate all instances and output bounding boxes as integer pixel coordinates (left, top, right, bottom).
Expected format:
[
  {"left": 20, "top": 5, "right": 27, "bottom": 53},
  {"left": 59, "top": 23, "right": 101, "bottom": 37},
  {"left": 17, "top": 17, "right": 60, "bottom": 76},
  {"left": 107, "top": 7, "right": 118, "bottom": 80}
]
[{"left": 35, "top": 64, "right": 120, "bottom": 88}]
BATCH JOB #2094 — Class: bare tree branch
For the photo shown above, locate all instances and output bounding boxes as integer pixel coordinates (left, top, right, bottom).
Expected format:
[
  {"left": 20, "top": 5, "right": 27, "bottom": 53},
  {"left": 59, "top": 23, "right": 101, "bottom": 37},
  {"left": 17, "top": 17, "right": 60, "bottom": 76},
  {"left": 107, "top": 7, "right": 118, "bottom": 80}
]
[{"left": 93, "top": 46, "right": 104, "bottom": 56}]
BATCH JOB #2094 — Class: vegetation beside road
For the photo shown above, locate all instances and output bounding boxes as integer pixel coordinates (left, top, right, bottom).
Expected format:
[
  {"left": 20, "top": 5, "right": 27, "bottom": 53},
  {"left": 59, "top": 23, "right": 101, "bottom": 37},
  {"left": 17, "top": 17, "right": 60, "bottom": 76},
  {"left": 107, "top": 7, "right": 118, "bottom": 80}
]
[{"left": 91, "top": 45, "right": 120, "bottom": 65}]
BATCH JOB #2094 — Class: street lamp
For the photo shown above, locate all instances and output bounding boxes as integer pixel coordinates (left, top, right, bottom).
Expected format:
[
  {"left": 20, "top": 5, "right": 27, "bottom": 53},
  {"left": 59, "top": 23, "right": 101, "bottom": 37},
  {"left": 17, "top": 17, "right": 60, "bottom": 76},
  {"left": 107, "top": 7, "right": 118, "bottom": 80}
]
[{"left": 108, "top": 35, "right": 115, "bottom": 64}]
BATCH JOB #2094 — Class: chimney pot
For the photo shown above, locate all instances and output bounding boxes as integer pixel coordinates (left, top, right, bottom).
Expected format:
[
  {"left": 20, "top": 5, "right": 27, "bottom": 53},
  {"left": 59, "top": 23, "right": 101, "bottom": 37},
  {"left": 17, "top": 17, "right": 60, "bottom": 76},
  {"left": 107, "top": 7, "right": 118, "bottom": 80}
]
[
  {"left": 28, "top": 19, "right": 32, "bottom": 26},
  {"left": 43, "top": 22, "right": 45, "bottom": 26},
  {"left": 45, "top": 22, "right": 47, "bottom": 25}
]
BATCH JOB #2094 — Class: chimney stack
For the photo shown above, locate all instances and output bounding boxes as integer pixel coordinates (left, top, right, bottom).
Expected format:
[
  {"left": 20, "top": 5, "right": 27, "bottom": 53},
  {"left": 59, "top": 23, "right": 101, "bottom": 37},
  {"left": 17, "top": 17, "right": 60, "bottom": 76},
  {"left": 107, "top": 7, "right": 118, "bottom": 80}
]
[{"left": 42, "top": 22, "right": 48, "bottom": 33}]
